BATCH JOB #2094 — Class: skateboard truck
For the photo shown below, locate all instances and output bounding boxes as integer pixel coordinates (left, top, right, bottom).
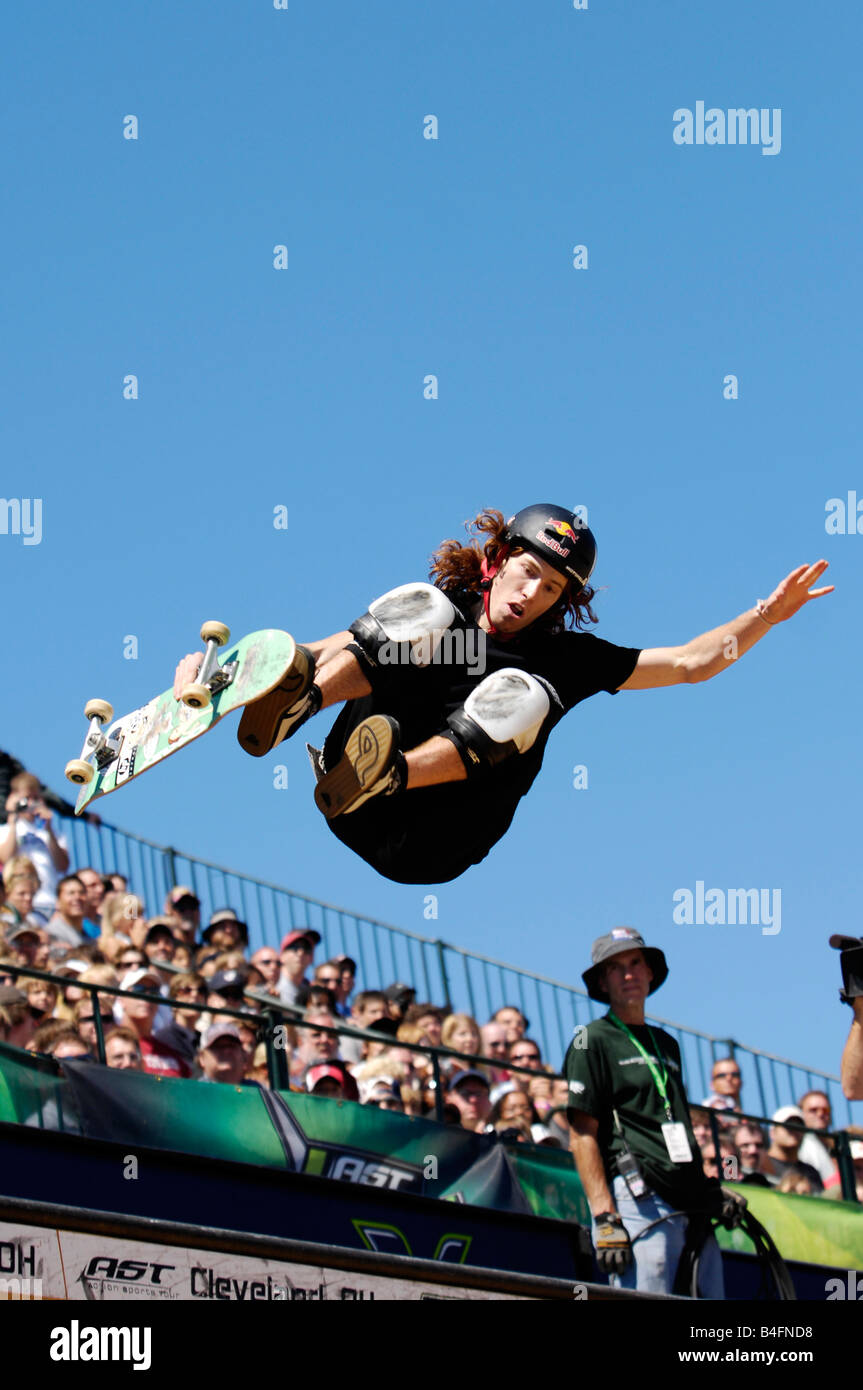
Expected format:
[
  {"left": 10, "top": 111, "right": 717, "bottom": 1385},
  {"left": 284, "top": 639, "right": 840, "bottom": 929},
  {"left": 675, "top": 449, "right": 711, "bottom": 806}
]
[
  {"left": 180, "top": 621, "right": 237, "bottom": 710},
  {"left": 65, "top": 700, "right": 119, "bottom": 785}
]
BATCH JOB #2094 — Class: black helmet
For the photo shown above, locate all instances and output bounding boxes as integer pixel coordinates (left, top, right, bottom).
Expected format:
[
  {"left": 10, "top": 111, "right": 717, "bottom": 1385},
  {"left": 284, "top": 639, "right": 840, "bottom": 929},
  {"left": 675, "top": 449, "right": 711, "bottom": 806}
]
[{"left": 502, "top": 504, "right": 597, "bottom": 589}]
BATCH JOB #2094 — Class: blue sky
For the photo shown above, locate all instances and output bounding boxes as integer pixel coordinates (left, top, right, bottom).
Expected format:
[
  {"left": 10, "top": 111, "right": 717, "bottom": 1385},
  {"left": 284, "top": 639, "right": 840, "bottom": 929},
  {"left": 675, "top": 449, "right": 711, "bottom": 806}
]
[{"left": 2, "top": 2, "right": 859, "bottom": 1095}]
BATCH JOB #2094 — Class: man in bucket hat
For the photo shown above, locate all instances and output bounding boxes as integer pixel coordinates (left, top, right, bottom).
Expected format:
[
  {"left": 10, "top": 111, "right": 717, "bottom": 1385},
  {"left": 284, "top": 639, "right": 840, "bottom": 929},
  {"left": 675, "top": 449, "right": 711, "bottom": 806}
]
[{"left": 564, "top": 926, "right": 746, "bottom": 1297}]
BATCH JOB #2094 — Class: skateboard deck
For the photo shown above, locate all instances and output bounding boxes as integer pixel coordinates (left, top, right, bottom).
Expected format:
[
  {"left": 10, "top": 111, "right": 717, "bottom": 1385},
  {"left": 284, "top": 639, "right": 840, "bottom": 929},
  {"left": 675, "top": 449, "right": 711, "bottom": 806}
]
[{"left": 71, "top": 629, "right": 297, "bottom": 815}]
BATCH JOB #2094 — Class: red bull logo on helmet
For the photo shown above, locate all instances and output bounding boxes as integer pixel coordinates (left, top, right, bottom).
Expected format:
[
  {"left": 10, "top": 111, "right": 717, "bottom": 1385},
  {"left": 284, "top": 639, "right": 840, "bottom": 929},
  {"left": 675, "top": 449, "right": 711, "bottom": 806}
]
[{"left": 546, "top": 517, "right": 579, "bottom": 544}]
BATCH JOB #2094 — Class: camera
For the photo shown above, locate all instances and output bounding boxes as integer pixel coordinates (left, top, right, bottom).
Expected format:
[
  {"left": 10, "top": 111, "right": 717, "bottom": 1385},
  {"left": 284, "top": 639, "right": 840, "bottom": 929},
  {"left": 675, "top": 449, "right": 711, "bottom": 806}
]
[{"left": 15, "top": 799, "right": 30, "bottom": 813}]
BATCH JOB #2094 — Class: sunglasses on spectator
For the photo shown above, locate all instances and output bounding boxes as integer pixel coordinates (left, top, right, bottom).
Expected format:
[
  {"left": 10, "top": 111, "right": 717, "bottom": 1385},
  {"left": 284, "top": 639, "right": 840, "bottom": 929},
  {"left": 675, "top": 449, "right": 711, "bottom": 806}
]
[
  {"left": 713, "top": 1070, "right": 740, "bottom": 1079},
  {"left": 485, "top": 1040, "right": 508, "bottom": 1051},
  {"left": 317, "top": 975, "right": 341, "bottom": 985},
  {"left": 511, "top": 1052, "right": 540, "bottom": 1063},
  {"left": 256, "top": 956, "right": 278, "bottom": 965},
  {"left": 81, "top": 1013, "right": 116, "bottom": 1027},
  {"left": 130, "top": 983, "right": 158, "bottom": 995}
]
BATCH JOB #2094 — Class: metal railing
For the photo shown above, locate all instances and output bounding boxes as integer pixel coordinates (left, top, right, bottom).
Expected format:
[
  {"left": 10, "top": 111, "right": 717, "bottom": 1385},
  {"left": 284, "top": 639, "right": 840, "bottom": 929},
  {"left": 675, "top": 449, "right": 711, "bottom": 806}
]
[
  {"left": 59, "top": 814, "right": 857, "bottom": 1125},
  {"left": 6, "top": 964, "right": 859, "bottom": 1205}
]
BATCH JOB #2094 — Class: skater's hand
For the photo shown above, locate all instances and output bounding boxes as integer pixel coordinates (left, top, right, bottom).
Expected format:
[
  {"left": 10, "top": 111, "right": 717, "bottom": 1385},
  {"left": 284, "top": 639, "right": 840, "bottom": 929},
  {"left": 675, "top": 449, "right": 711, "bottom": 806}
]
[
  {"left": 173, "top": 653, "right": 204, "bottom": 700},
  {"left": 760, "top": 561, "right": 833, "bottom": 625}
]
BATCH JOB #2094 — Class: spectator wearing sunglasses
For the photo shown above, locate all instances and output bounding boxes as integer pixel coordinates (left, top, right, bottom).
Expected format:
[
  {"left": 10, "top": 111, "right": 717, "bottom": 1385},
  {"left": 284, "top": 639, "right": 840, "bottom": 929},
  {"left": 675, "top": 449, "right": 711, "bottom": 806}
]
[
  {"left": 702, "top": 1057, "right": 744, "bottom": 1114},
  {"left": 480, "top": 1021, "right": 511, "bottom": 1084},
  {"left": 154, "top": 972, "right": 207, "bottom": 1067},
  {"left": 116, "top": 967, "right": 191, "bottom": 1078},
  {"left": 74, "top": 996, "right": 118, "bottom": 1052},
  {"left": 508, "top": 1038, "right": 544, "bottom": 1089},
  {"left": 796, "top": 1090, "right": 839, "bottom": 1186},
  {"left": 290, "top": 1011, "right": 342, "bottom": 1087},
  {"left": 250, "top": 947, "right": 281, "bottom": 998},
  {"left": 278, "top": 929, "right": 321, "bottom": 1008}
]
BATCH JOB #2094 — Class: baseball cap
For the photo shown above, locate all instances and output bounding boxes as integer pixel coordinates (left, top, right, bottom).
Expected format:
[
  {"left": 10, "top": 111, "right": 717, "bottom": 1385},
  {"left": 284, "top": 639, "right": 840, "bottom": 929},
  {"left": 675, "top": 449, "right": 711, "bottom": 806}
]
[
  {"left": 383, "top": 982, "right": 416, "bottom": 1006},
  {"left": 0, "top": 985, "right": 27, "bottom": 1006},
  {"left": 120, "top": 968, "right": 164, "bottom": 993},
  {"left": 167, "top": 887, "right": 200, "bottom": 910},
  {"left": 208, "top": 968, "right": 249, "bottom": 997},
  {"left": 6, "top": 925, "right": 41, "bottom": 944},
  {"left": 358, "top": 1075, "right": 401, "bottom": 1104},
  {"left": 772, "top": 1105, "right": 806, "bottom": 1127},
  {"left": 201, "top": 1021, "right": 245, "bottom": 1049},
  {"left": 280, "top": 929, "right": 322, "bottom": 952},
  {"left": 56, "top": 959, "right": 91, "bottom": 977},
  {"left": 850, "top": 1140, "right": 863, "bottom": 1161},
  {"left": 582, "top": 927, "right": 669, "bottom": 1002},
  {"left": 304, "top": 1061, "right": 359, "bottom": 1101},
  {"left": 144, "top": 919, "right": 176, "bottom": 942},
  {"left": 305, "top": 1063, "right": 347, "bottom": 1092},
  {"left": 447, "top": 1069, "right": 490, "bottom": 1092}
]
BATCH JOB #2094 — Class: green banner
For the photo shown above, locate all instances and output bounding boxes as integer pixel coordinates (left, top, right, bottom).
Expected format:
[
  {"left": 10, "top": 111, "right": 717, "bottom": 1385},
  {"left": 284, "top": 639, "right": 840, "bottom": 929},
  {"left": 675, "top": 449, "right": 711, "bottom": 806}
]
[
  {"left": 1, "top": 1043, "right": 860, "bottom": 1271},
  {"left": 716, "top": 1182, "right": 863, "bottom": 1271}
]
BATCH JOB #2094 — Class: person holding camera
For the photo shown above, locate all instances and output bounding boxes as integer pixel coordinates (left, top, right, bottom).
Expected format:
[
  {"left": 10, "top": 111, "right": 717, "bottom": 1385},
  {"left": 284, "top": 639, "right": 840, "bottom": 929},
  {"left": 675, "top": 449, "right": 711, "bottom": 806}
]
[
  {"left": 832, "top": 932, "right": 863, "bottom": 1101},
  {"left": 565, "top": 927, "right": 746, "bottom": 1297},
  {"left": 0, "top": 773, "right": 70, "bottom": 918}
]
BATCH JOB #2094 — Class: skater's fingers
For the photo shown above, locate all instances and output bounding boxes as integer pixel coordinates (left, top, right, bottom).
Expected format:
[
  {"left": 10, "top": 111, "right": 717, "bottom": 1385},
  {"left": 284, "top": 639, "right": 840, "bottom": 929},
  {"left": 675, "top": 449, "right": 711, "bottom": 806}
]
[{"left": 173, "top": 652, "right": 204, "bottom": 699}]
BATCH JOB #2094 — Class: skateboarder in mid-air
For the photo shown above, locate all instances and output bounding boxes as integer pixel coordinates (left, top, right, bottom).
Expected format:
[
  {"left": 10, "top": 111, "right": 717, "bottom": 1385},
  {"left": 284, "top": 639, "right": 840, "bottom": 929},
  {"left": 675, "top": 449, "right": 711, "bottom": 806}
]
[{"left": 174, "top": 504, "right": 832, "bottom": 885}]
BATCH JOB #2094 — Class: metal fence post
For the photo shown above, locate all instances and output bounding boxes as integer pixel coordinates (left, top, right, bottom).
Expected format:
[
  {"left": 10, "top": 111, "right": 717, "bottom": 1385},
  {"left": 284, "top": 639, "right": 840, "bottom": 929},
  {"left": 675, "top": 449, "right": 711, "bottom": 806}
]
[
  {"left": 263, "top": 1009, "right": 289, "bottom": 1092},
  {"left": 435, "top": 940, "right": 453, "bottom": 1013}
]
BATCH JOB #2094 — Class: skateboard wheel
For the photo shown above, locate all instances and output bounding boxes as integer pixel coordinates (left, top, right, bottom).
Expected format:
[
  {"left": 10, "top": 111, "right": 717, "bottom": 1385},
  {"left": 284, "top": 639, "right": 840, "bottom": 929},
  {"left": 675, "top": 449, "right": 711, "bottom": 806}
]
[
  {"left": 65, "top": 759, "right": 94, "bottom": 786},
  {"left": 200, "top": 622, "right": 230, "bottom": 646},
  {"left": 180, "top": 682, "right": 212, "bottom": 710},
  {"left": 84, "top": 699, "right": 114, "bottom": 724}
]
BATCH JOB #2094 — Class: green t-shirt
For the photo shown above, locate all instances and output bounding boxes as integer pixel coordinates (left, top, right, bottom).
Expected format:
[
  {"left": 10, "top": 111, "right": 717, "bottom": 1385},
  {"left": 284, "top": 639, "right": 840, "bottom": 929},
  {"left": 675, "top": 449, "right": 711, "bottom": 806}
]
[{"left": 564, "top": 1015, "right": 717, "bottom": 1210}]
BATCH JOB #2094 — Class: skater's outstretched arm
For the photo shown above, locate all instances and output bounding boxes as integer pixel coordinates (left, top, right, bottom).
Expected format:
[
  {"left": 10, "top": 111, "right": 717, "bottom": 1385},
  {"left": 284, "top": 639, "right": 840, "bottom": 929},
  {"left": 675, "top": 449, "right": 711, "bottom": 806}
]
[{"left": 618, "top": 561, "right": 833, "bottom": 692}]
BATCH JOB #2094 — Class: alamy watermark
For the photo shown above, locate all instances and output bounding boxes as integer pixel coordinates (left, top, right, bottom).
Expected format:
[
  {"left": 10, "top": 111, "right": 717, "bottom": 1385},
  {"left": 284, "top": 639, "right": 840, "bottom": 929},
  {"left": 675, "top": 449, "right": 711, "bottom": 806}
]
[
  {"left": 825, "top": 492, "right": 863, "bottom": 534},
  {"left": 672, "top": 881, "right": 781, "bottom": 936},
  {"left": 378, "top": 628, "right": 487, "bottom": 675},
  {"left": 0, "top": 497, "right": 42, "bottom": 545},
  {"left": 673, "top": 102, "right": 781, "bottom": 156}
]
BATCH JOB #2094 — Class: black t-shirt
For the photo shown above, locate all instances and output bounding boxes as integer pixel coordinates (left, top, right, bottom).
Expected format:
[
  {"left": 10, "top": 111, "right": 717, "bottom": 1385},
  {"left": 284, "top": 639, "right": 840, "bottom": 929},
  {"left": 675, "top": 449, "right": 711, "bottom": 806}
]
[
  {"left": 564, "top": 1015, "right": 718, "bottom": 1210},
  {"left": 323, "top": 589, "right": 641, "bottom": 883}
]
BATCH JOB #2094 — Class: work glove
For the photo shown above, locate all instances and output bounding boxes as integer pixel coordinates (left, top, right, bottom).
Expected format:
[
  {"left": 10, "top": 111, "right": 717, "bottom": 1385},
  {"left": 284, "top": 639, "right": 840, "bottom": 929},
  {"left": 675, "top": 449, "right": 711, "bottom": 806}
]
[
  {"left": 829, "top": 935, "right": 863, "bottom": 1006},
  {"left": 593, "top": 1212, "right": 633, "bottom": 1275}
]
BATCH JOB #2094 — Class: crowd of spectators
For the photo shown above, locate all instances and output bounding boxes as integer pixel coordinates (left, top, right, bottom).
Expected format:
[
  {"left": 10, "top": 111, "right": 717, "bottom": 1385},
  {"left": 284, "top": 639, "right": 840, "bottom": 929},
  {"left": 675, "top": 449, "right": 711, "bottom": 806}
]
[
  {"left": 0, "top": 777, "right": 571, "bottom": 1144},
  {"left": 0, "top": 763, "right": 859, "bottom": 1200},
  {"left": 690, "top": 1055, "right": 863, "bottom": 1202}
]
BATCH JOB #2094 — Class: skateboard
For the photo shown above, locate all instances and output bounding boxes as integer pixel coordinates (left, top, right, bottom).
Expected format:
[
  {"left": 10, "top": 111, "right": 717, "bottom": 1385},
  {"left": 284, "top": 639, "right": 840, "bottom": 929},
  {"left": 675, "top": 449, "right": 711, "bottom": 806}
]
[{"left": 65, "top": 622, "right": 299, "bottom": 815}]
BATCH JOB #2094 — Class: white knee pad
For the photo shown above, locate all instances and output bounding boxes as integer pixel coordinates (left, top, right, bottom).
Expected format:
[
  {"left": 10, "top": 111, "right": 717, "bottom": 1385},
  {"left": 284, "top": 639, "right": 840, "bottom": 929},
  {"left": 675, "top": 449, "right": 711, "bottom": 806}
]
[
  {"left": 446, "top": 668, "right": 552, "bottom": 774},
  {"left": 351, "top": 583, "right": 458, "bottom": 669},
  {"left": 464, "top": 669, "right": 550, "bottom": 752}
]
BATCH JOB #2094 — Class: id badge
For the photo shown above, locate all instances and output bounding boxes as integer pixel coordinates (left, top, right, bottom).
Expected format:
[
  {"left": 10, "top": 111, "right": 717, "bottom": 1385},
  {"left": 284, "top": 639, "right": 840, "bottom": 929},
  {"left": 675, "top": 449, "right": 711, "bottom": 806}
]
[{"left": 662, "top": 1122, "right": 693, "bottom": 1164}]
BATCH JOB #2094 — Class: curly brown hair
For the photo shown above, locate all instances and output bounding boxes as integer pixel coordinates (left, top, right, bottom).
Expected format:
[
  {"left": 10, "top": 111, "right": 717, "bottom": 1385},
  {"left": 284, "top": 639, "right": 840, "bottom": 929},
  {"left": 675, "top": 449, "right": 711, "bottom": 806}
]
[{"left": 429, "top": 508, "right": 598, "bottom": 632}]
